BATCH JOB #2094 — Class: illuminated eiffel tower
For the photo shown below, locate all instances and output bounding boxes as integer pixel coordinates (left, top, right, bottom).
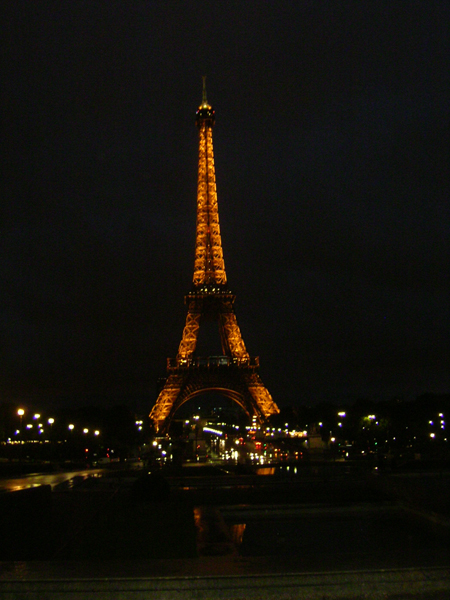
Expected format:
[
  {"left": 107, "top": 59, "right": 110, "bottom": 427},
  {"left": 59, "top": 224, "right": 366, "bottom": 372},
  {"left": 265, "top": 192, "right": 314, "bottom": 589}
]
[{"left": 149, "top": 80, "right": 279, "bottom": 434}]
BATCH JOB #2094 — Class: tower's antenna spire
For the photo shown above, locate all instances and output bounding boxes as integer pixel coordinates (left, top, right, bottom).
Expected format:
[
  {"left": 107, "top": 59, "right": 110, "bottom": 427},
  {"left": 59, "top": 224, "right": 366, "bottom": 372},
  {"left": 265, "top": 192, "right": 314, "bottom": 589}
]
[{"left": 202, "top": 75, "right": 208, "bottom": 107}]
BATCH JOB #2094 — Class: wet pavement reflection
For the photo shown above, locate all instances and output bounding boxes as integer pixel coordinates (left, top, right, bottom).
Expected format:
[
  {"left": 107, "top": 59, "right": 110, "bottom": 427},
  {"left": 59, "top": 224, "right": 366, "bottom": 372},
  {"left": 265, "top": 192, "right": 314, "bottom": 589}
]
[{"left": 0, "top": 469, "right": 105, "bottom": 492}]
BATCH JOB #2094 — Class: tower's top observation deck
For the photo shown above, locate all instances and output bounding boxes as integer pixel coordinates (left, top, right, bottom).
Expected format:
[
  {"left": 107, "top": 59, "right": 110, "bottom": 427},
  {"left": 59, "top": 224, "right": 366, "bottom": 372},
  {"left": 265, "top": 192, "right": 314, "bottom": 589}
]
[{"left": 196, "top": 76, "right": 215, "bottom": 127}]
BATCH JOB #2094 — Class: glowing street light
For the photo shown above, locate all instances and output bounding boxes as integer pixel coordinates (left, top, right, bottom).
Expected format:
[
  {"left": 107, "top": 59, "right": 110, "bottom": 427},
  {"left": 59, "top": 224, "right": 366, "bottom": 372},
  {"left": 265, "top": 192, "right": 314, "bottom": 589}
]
[
  {"left": 94, "top": 430, "right": 100, "bottom": 436},
  {"left": 46, "top": 418, "right": 55, "bottom": 439},
  {"left": 68, "top": 424, "right": 74, "bottom": 431},
  {"left": 33, "top": 414, "right": 40, "bottom": 420},
  {"left": 83, "top": 428, "right": 89, "bottom": 434},
  {"left": 17, "top": 408, "right": 25, "bottom": 435}
]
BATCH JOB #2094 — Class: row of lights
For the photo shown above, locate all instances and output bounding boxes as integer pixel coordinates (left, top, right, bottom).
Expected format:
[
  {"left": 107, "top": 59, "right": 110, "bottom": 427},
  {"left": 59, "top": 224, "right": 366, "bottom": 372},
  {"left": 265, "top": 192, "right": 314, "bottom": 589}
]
[{"left": 16, "top": 409, "right": 100, "bottom": 437}]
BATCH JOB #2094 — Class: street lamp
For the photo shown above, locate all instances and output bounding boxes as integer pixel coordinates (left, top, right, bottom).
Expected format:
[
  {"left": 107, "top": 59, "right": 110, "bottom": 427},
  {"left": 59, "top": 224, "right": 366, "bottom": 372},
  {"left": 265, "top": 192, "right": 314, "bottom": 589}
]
[
  {"left": 17, "top": 409, "right": 25, "bottom": 435},
  {"left": 47, "top": 418, "right": 54, "bottom": 440}
]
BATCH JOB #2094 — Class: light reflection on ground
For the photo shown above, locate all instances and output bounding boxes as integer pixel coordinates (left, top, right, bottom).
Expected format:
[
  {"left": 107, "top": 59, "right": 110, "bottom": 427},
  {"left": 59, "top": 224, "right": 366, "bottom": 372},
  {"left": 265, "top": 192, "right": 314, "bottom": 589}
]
[{"left": 0, "top": 469, "right": 105, "bottom": 492}]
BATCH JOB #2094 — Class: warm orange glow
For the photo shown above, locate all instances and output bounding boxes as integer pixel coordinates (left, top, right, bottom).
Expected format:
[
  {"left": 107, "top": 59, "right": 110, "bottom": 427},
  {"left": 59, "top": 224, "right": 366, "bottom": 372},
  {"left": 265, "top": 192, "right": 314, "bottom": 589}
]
[
  {"left": 149, "top": 85, "right": 280, "bottom": 434},
  {"left": 229, "top": 523, "right": 246, "bottom": 546},
  {"left": 193, "top": 122, "right": 227, "bottom": 287}
]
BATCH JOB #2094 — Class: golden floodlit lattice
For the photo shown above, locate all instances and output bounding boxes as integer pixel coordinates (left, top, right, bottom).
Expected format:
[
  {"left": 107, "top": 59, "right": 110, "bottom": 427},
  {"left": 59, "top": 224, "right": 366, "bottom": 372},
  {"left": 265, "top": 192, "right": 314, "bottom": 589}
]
[{"left": 149, "top": 81, "right": 279, "bottom": 433}]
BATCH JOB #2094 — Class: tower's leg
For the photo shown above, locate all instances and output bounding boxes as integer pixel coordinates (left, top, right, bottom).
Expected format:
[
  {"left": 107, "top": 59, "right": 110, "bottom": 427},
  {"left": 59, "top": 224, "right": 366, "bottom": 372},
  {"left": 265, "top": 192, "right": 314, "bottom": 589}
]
[
  {"left": 177, "top": 311, "right": 201, "bottom": 362},
  {"left": 243, "top": 372, "right": 280, "bottom": 423},
  {"left": 149, "top": 374, "right": 184, "bottom": 433},
  {"left": 219, "top": 312, "right": 249, "bottom": 360}
]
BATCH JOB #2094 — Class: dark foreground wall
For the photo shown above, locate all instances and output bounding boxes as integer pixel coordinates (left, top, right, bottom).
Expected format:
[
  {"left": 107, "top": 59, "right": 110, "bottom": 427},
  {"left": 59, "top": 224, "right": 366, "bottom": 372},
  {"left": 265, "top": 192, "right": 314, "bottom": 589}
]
[
  {"left": 0, "top": 563, "right": 449, "bottom": 600},
  {"left": 0, "top": 482, "right": 197, "bottom": 561},
  {"left": 0, "top": 485, "right": 52, "bottom": 561}
]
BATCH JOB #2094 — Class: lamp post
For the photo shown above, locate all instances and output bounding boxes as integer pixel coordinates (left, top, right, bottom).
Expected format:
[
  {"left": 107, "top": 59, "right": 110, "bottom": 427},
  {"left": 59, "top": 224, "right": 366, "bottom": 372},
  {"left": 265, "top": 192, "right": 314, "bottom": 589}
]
[
  {"left": 17, "top": 409, "right": 24, "bottom": 436},
  {"left": 45, "top": 418, "right": 54, "bottom": 445},
  {"left": 17, "top": 409, "right": 25, "bottom": 462}
]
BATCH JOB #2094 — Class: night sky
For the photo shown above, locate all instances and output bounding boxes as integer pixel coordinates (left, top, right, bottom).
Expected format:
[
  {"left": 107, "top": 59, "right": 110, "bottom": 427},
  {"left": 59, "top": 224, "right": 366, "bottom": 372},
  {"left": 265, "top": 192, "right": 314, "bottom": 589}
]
[{"left": 2, "top": 1, "right": 449, "bottom": 412}]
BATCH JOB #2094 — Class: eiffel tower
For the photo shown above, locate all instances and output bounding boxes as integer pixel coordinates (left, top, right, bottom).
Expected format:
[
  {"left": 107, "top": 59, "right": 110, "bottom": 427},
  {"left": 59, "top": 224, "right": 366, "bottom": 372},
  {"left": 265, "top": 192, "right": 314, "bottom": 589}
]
[{"left": 149, "top": 80, "right": 280, "bottom": 434}]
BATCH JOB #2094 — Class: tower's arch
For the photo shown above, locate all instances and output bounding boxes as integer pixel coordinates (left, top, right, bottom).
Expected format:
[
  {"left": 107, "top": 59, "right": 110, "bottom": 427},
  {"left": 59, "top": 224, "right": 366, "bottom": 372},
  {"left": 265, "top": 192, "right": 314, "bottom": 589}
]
[{"left": 176, "top": 387, "right": 251, "bottom": 416}]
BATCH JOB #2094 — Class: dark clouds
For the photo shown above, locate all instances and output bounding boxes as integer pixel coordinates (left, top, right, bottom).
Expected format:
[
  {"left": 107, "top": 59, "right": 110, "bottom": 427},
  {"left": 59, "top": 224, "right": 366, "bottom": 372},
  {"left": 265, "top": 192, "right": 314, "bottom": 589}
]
[{"left": 1, "top": 1, "right": 449, "bottom": 408}]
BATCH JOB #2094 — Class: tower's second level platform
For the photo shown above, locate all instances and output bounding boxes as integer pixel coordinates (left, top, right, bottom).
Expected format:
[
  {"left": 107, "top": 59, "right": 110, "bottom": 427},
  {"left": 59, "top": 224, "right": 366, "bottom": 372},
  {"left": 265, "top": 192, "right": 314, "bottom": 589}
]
[{"left": 167, "top": 355, "right": 260, "bottom": 372}]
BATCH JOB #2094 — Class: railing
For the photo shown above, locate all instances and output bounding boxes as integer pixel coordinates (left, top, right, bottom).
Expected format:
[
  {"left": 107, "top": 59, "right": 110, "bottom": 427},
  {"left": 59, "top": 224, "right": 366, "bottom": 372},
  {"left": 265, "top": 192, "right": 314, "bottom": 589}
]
[{"left": 167, "top": 356, "right": 260, "bottom": 370}]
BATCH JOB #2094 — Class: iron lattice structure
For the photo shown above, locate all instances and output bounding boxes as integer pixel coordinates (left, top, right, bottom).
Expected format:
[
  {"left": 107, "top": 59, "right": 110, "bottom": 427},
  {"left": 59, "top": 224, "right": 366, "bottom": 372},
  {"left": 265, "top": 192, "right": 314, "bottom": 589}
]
[{"left": 149, "top": 81, "right": 279, "bottom": 433}]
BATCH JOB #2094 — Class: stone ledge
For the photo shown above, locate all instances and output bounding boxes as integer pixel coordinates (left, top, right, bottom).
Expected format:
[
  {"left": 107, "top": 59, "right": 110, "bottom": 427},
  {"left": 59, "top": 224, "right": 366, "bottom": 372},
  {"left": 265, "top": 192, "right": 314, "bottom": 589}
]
[{"left": 0, "top": 564, "right": 449, "bottom": 600}]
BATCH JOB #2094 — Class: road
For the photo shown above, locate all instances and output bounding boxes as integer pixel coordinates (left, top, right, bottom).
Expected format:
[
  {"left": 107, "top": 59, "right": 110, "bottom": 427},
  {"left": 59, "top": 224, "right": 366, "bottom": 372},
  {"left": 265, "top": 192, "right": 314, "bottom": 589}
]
[{"left": 0, "top": 468, "right": 105, "bottom": 492}]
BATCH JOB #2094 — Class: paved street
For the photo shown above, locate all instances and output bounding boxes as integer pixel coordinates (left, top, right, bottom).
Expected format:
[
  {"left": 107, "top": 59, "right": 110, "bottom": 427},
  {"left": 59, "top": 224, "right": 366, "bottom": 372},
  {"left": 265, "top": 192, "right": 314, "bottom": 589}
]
[{"left": 0, "top": 468, "right": 105, "bottom": 492}]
